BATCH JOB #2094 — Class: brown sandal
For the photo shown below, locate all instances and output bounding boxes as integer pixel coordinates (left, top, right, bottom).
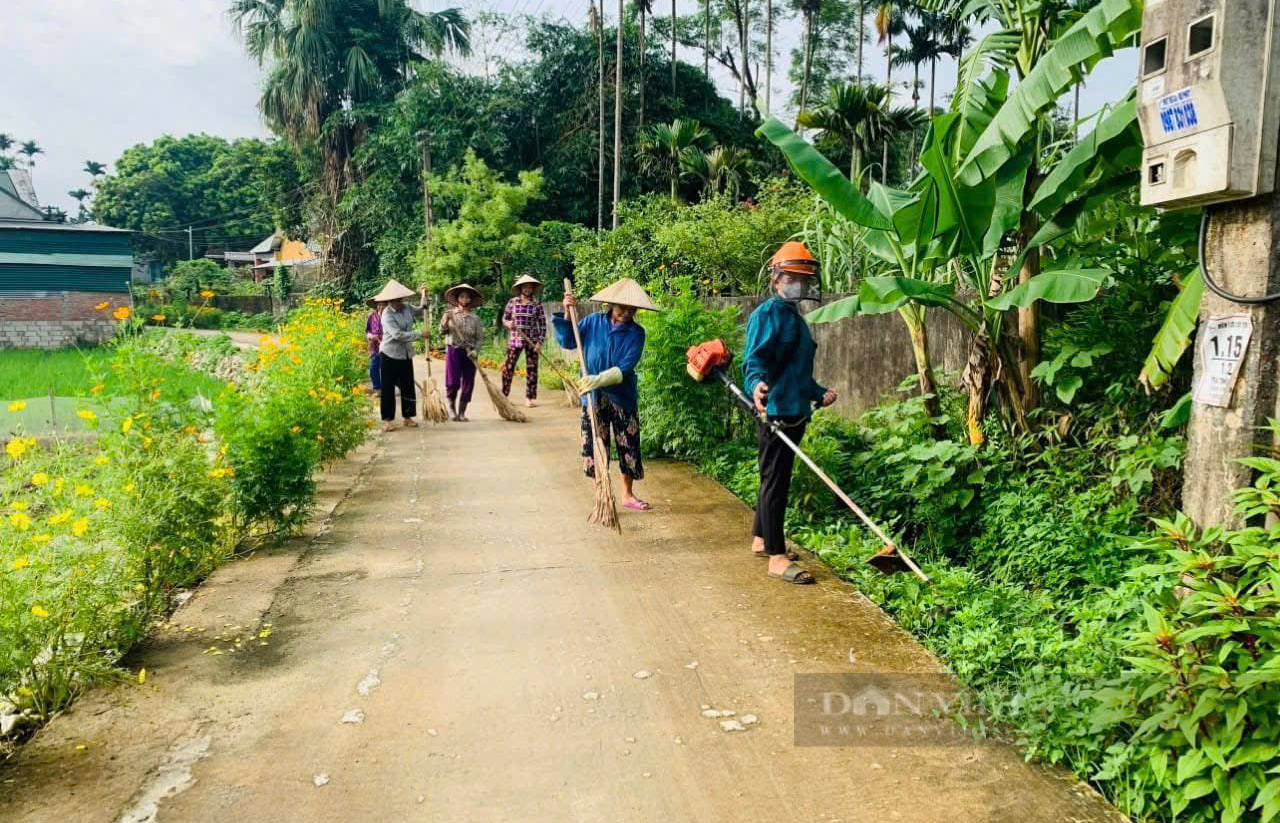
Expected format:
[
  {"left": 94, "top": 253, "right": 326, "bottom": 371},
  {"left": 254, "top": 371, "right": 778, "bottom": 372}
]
[
  {"left": 754, "top": 549, "right": 800, "bottom": 561},
  {"left": 769, "top": 562, "right": 816, "bottom": 585}
]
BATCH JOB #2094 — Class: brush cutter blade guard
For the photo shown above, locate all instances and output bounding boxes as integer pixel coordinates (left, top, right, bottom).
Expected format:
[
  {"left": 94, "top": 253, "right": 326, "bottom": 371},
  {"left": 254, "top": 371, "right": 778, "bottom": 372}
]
[
  {"left": 866, "top": 545, "right": 912, "bottom": 575},
  {"left": 686, "top": 339, "right": 733, "bottom": 383}
]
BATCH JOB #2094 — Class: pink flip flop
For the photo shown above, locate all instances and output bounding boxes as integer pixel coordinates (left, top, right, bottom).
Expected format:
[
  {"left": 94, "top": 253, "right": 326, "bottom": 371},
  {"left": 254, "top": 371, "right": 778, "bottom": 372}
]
[{"left": 624, "top": 498, "right": 652, "bottom": 512}]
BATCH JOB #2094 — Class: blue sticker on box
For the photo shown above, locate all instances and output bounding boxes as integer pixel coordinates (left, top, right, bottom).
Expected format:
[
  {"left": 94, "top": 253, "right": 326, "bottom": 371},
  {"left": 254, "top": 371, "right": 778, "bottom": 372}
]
[{"left": 1158, "top": 88, "right": 1199, "bottom": 135}]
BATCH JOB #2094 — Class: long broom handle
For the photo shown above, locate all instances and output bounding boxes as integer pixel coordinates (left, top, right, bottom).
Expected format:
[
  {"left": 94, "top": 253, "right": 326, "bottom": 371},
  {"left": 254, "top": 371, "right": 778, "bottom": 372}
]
[
  {"left": 713, "top": 369, "right": 930, "bottom": 583},
  {"left": 564, "top": 279, "right": 610, "bottom": 472}
]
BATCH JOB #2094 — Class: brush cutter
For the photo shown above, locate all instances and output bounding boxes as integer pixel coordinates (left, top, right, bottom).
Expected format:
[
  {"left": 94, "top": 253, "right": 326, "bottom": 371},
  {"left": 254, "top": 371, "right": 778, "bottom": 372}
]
[{"left": 685, "top": 339, "right": 931, "bottom": 584}]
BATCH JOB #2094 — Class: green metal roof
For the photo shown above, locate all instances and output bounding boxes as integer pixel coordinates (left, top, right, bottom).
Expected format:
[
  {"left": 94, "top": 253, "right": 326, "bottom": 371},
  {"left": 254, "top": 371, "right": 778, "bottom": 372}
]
[{"left": 0, "top": 224, "right": 133, "bottom": 293}]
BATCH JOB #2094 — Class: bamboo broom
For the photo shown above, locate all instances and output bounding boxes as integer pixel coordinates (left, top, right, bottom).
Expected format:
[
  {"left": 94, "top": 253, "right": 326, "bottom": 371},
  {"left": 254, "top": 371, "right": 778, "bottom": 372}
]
[
  {"left": 514, "top": 328, "right": 581, "bottom": 407},
  {"left": 417, "top": 303, "right": 450, "bottom": 424},
  {"left": 564, "top": 279, "right": 620, "bottom": 533},
  {"left": 469, "top": 352, "right": 529, "bottom": 422}
]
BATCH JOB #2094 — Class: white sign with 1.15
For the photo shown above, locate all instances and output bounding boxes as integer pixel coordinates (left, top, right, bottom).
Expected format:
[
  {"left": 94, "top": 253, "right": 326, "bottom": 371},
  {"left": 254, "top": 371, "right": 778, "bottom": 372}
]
[{"left": 1192, "top": 314, "right": 1253, "bottom": 407}]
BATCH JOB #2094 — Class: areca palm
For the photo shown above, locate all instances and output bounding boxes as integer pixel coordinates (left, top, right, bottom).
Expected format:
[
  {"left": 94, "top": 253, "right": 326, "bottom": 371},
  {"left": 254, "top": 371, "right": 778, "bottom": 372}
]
[
  {"left": 874, "top": 1, "right": 909, "bottom": 181},
  {"left": 681, "top": 145, "right": 746, "bottom": 199},
  {"left": 637, "top": 119, "right": 712, "bottom": 200},
  {"left": 68, "top": 189, "right": 91, "bottom": 222},
  {"left": 230, "top": 0, "right": 470, "bottom": 283},
  {"left": 798, "top": 82, "right": 924, "bottom": 187},
  {"left": 634, "top": 0, "right": 654, "bottom": 128},
  {"left": 795, "top": 0, "right": 822, "bottom": 122},
  {"left": 18, "top": 141, "right": 43, "bottom": 168},
  {"left": 83, "top": 160, "right": 107, "bottom": 177}
]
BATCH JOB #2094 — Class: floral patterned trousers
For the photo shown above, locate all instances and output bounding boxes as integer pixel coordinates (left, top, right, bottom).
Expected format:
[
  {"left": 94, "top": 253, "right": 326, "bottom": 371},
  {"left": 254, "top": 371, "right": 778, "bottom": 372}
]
[
  {"left": 581, "top": 395, "right": 644, "bottom": 480},
  {"left": 500, "top": 343, "right": 539, "bottom": 400}
]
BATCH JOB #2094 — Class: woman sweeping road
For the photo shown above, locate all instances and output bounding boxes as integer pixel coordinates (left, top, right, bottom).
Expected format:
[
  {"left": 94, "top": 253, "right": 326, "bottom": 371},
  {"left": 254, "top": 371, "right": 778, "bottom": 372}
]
[
  {"left": 439, "top": 283, "right": 486, "bottom": 422},
  {"left": 501, "top": 274, "right": 547, "bottom": 408},
  {"left": 376, "top": 279, "right": 428, "bottom": 432},
  {"left": 742, "top": 242, "right": 838, "bottom": 585},
  {"left": 554, "top": 279, "right": 660, "bottom": 513}
]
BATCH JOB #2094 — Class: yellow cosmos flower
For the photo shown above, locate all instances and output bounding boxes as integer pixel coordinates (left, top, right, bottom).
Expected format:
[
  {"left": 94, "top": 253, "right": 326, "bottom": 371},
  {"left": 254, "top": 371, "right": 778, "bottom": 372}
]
[
  {"left": 8, "top": 400, "right": 26, "bottom": 412},
  {"left": 31, "top": 533, "right": 51, "bottom": 545},
  {"left": 31, "top": 605, "right": 49, "bottom": 618},
  {"left": 95, "top": 454, "right": 110, "bottom": 466},
  {"left": 207, "top": 467, "right": 233, "bottom": 479},
  {"left": 150, "top": 390, "right": 161, "bottom": 401},
  {"left": 113, "top": 305, "right": 132, "bottom": 321},
  {"left": 49, "top": 510, "right": 71, "bottom": 525},
  {"left": 5, "top": 437, "right": 35, "bottom": 460},
  {"left": 31, "top": 471, "right": 49, "bottom": 485},
  {"left": 75, "top": 484, "right": 93, "bottom": 497},
  {"left": 90, "top": 384, "right": 104, "bottom": 394},
  {"left": 12, "top": 558, "right": 29, "bottom": 570},
  {"left": 53, "top": 478, "right": 65, "bottom": 494},
  {"left": 93, "top": 497, "right": 111, "bottom": 509},
  {"left": 95, "top": 301, "right": 110, "bottom": 310},
  {"left": 10, "top": 500, "right": 26, "bottom": 511},
  {"left": 10, "top": 512, "right": 32, "bottom": 530},
  {"left": 72, "top": 518, "right": 89, "bottom": 536},
  {"left": 290, "top": 425, "right": 301, "bottom": 433},
  {"left": 125, "top": 482, "right": 136, "bottom": 493},
  {"left": 77, "top": 409, "right": 97, "bottom": 422},
  {"left": 122, "top": 416, "right": 133, "bottom": 433},
  {"left": 152, "top": 314, "right": 166, "bottom": 322},
  {"left": 200, "top": 290, "right": 215, "bottom": 298}
]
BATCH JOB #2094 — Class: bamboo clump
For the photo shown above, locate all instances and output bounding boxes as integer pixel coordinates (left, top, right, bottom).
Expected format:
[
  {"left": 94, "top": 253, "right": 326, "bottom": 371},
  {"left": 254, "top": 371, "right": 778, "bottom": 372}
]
[{"left": 565, "top": 278, "right": 620, "bottom": 533}]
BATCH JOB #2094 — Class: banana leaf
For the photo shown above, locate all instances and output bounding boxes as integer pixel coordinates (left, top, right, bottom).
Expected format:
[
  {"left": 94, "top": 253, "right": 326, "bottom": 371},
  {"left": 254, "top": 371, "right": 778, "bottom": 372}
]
[
  {"left": 1139, "top": 269, "right": 1204, "bottom": 390},
  {"left": 1030, "top": 95, "right": 1142, "bottom": 216},
  {"left": 806, "top": 294, "right": 862, "bottom": 325},
  {"left": 805, "top": 277, "right": 957, "bottom": 324},
  {"left": 958, "top": 0, "right": 1143, "bottom": 185},
  {"left": 986, "top": 268, "right": 1108, "bottom": 311},
  {"left": 756, "top": 117, "right": 892, "bottom": 231}
]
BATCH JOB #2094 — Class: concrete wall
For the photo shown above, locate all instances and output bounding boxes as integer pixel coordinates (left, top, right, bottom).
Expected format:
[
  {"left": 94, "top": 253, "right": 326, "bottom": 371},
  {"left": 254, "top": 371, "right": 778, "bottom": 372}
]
[
  {"left": 544, "top": 294, "right": 972, "bottom": 416},
  {"left": 209, "top": 293, "right": 307, "bottom": 315},
  {"left": 0, "top": 290, "right": 121, "bottom": 349}
]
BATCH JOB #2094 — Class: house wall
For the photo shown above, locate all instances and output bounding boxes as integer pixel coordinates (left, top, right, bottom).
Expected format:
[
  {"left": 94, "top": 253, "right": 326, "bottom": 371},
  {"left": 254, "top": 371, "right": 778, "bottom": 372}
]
[
  {"left": 0, "top": 229, "right": 132, "bottom": 293},
  {"left": 0, "top": 290, "right": 122, "bottom": 349}
]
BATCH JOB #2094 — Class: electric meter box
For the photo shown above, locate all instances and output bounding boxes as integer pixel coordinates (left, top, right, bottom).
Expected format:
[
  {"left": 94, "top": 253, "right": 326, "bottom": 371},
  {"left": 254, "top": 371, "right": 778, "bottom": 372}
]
[{"left": 1139, "top": 0, "right": 1280, "bottom": 209}]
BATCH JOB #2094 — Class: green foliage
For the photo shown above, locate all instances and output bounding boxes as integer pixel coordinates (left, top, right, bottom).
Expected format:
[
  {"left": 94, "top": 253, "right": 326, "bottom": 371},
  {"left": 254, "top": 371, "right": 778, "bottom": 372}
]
[
  {"left": 166, "top": 259, "right": 231, "bottom": 297},
  {"left": 412, "top": 149, "right": 545, "bottom": 298},
  {"left": 0, "top": 348, "right": 111, "bottom": 400},
  {"left": 635, "top": 277, "right": 744, "bottom": 459},
  {"left": 569, "top": 183, "right": 810, "bottom": 298}
]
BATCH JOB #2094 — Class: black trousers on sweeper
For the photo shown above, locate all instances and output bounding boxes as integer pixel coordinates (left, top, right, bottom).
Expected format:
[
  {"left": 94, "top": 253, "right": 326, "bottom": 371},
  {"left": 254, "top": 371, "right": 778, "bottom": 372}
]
[
  {"left": 754, "top": 416, "right": 808, "bottom": 556},
  {"left": 380, "top": 354, "right": 417, "bottom": 421}
]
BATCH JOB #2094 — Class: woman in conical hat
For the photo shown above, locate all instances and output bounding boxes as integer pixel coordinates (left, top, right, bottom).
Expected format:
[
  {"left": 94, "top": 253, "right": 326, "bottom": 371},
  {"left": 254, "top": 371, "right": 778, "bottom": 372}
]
[
  {"left": 500, "top": 274, "right": 547, "bottom": 407},
  {"left": 553, "top": 278, "right": 661, "bottom": 512},
  {"left": 374, "top": 279, "right": 428, "bottom": 432},
  {"left": 742, "top": 241, "right": 837, "bottom": 585},
  {"left": 439, "top": 283, "right": 486, "bottom": 421}
]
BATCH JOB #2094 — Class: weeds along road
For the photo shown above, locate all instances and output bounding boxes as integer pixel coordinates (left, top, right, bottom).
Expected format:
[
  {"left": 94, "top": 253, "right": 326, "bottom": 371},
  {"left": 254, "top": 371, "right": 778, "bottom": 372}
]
[{"left": 0, "top": 356, "right": 1124, "bottom": 822}]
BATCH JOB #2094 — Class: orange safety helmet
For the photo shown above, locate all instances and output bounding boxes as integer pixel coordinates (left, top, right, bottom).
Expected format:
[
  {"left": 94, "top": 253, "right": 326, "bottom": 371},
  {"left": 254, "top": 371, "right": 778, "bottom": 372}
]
[{"left": 768, "top": 241, "right": 819, "bottom": 278}]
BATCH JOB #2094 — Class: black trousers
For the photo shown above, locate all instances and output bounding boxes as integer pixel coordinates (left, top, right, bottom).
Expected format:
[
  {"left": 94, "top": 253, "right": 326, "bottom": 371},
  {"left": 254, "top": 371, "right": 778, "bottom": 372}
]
[
  {"left": 754, "top": 417, "right": 808, "bottom": 555},
  {"left": 380, "top": 355, "right": 416, "bottom": 421}
]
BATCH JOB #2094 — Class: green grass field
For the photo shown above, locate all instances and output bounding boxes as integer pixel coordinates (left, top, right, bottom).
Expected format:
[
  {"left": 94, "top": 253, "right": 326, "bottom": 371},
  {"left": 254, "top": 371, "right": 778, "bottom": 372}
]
[{"left": 0, "top": 347, "right": 110, "bottom": 400}]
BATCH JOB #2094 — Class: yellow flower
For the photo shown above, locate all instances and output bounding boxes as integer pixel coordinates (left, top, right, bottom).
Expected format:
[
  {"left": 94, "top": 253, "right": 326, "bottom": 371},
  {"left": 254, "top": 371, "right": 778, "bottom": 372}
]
[
  {"left": 113, "top": 305, "right": 132, "bottom": 321},
  {"left": 150, "top": 390, "right": 161, "bottom": 401},
  {"left": 49, "top": 510, "right": 71, "bottom": 525},
  {"left": 31, "top": 605, "right": 49, "bottom": 619},
  {"left": 152, "top": 314, "right": 166, "bottom": 322},
  {"left": 125, "top": 482, "right": 136, "bottom": 493},
  {"left": 8, "top": 400, "right": 26, "bottom": 412},
  {"left": 31, "top": 472, "right": 49, "bottom": 485},
  {"left": 207, "top": 467, "right": 233, "bottom": 479},
  {"left": 90, "top": 383, "right": 105, "bottom": 394},
  {"left": 94, "top": 497, "right": 111, "bottom": 509},
  {"left": 10, "top": 500, "right": 26, "bottom": 511},
  {"left": 71, "top": 518, "right": 89, "bottom": 536},
  {"left": 12, "top": 558, "right": 29, "bottom": 570},
  {"left": 75, "top": 484, "right": 93, "bottom": 497},
  {"left": 138, "top": 668, "right": 147, "bottom": 684},
  {"left": 200, "top": 290, "right": 215, "bottom": 298},
  {"left": 122, "top": 416, "right": 133, "bottom": 433},
  {"left": 95, "top": 454, "right": 110, "bottom": 466},
  {"left": 10, "top": 512, "right": 32, "bottom": 530},
  {"left": 95, "top": 301, "right": 110, "bottom": 311},
  {"left": 53, "top": 478, "right": 65, "bottom": 494},
  {"left": 290, "top": 425, "right": 300, "bottom": 433},
  {"left": 32, "top": 533, "right": 51, "bottom": 545},
  {"left": 143, "top": 437, "right": 153, "bottom": 449},
  {"left": 5, "top": 437, "right": 35, "bottom": 460},
  {"left": 77, "top": 409, "right": 97, "bottom": 422}
]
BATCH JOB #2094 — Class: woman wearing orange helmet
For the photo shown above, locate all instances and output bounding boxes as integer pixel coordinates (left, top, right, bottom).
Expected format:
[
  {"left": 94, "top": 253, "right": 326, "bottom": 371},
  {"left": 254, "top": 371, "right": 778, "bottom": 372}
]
[{"left": 742, "top": 241, "right": 838, "bottom": 585}]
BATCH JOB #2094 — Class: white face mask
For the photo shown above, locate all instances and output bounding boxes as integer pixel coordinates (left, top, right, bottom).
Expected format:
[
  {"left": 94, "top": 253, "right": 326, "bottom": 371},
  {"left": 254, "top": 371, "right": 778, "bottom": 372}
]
[{"left": 779, "top": 281, "right": 806, "bottom": 302}]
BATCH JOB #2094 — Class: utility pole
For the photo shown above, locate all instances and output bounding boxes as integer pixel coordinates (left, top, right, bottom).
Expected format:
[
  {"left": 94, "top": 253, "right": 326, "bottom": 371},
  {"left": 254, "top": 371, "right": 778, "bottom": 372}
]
[
  {"left": 187, "top": 226, "right": 193, "bottom": 261},
  {"left": 613, "top": 0, "right": 623, "bottom": 229},
  {"left": 417, "top": 131, "right": 434, "bottom": 243}
]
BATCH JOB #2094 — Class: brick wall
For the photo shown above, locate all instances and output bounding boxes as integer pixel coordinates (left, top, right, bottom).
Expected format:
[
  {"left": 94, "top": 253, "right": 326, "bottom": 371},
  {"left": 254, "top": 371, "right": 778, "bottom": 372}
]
[{"left": 0, "top": 291, "right": 124, "bottom": 349}]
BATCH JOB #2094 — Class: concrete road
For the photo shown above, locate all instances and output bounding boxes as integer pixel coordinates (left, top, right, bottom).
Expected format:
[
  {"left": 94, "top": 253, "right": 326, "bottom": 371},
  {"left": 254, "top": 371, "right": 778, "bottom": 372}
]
[{"left": 0, "top": 379, "right": 1124, "bottom": 823}]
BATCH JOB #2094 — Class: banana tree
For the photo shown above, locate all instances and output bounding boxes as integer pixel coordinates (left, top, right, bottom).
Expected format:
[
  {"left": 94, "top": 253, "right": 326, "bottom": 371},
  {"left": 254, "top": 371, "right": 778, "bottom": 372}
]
[{"left": 760, "top": 97, "right": 1115, "bottom": 442}]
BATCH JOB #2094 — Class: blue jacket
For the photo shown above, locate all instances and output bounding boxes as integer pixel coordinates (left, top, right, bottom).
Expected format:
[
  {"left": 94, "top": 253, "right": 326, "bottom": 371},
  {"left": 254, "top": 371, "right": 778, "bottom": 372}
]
[
  {"left": 552, "top": 310, "right": 646, "bottom": 412},
  {"left": 742, "top": 296, "right": 827, "bottom": 419}
]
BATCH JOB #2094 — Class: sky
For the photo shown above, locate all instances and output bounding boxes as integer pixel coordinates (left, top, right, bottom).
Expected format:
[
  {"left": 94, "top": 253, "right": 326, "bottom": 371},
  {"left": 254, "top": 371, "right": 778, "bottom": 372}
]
[{"left": 3, "top": 0, "right": 1137, "bottom": 219}]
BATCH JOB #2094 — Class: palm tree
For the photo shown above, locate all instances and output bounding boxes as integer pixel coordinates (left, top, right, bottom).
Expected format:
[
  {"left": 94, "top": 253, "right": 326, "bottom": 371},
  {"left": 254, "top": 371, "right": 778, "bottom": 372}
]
[
  {"left": 83, "top": 160, "right": 107, "bottom": 177},
  {"left": 614, "top": 0, "right": 624, "bottom": 228},
  {"left": 874, "top": 1, "right": 908, "bottom": 182},
  {"left": 764, "top": 0, "right": 772, "bottom": 113},
  {"left": 0, "top": 157, "right": 17, "bottom": 172},
  {"left": 0, "top": 134, "right": 13, "bottom": 154},
  {"left": 795, "top": 0, "right": 822, "bottom": 124},
  {"left": 634, "top": 0, "right": 653, "bottom": 128},
  {"left": 591, "top": 1, "right": 606, "bottom": 230},
  {"left": 637, "top": 119, "right": 712, "bottom": 199},
  {"left": 671, "top": 0, "right": 678, "bottom": 95},
  {"left": 682, "top": 145, "right": 746, "bottom": 198},
  {"left": 798, "top": 82, "right": 924, "bottom": 186},
  {"left": 229, "top": 0, "right": 470, "bottom": 282},
  {"left": 703, "top": 0, "right": 710, "bottom": 78},
  {"left": 68, "top": 189, "right": 92, "bottom": 222},
  {"left": 18, "top": 141, "right": 43, "bottom": 169}
]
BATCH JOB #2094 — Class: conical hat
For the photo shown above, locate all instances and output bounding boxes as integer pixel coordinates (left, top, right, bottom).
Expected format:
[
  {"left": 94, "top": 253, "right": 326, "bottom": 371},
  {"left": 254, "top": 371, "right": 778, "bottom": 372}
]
[
  {"left": 511, "top": 274, "right": 543, "bottom": 295},
  {"left": 444, "top": 283, "right": 484, "bottom": 306},
  {"left": 370, "top": 278, "right": 416, "bottom": 303},
  {"left": 589, "top": 278, "right": 661, "bottom": 312}
]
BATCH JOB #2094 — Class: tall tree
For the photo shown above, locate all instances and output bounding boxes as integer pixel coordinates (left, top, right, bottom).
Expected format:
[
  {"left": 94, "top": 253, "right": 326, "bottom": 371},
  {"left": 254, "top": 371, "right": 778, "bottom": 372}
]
[
  {"left": 68, "top": 188, "right": 91, "bottom": 222},
  {"left": 18, "top": 141, "right": 43, "bottom": 169},
  {"left": 795, "top": 0, "right": 820, "bottom": 122},
  {"left": 614, "top": 0, "right": 624, "bottom": 228},
  {"left": 83, "top": 160, "right": 107, "bottom": 177},
  {"left": 229, "top": 0, "right": 470, "bottom": 286},
  {"left": 874, "top": 1, "right": 908, "bottom": 182},
  {"left": 672, "top": 0, "right": 678, "bottom": 94},
  {"left": 635, "top": 0, "right": 653, "bottom": 128},
  {"left": 798, "top": 81, "right": 923, "bottom": 185},
  {"left": 636, "top": 118, "right": 712, "bottom": 199},
  {"left": 592, "top": 1, "right": 607, "bottom": 230}
]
